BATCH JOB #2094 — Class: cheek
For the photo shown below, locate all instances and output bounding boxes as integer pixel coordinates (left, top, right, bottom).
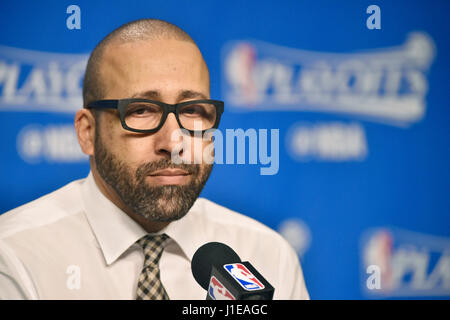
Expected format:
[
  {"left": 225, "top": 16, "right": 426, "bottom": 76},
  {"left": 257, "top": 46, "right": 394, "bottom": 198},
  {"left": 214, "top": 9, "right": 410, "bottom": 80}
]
[
  {"left": 98, "top": 119, "right": 142, "bottom": 166},
  {"left": 98, "top": 114, "right": 120, "bottom": 144},
  {"left": 118, "top": 137, "right": 159, "bottom": 169}
]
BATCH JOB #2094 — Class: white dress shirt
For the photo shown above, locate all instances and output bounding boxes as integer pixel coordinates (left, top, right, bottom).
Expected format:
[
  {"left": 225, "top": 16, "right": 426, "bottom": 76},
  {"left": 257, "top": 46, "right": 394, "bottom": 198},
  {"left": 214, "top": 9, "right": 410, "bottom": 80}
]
[{"left": 0, "top": 172, "right": 309, "bottom": 300}]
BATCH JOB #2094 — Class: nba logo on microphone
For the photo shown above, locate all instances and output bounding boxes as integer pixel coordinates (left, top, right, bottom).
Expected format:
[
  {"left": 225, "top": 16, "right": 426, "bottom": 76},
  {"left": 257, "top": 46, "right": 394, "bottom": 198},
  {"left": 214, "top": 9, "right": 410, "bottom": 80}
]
[
  {"left": 208, "top": 276, "right": 236, "bottom": 300},
  {"left": 224, "top": 263, "right": 265, "bottom": 291}
]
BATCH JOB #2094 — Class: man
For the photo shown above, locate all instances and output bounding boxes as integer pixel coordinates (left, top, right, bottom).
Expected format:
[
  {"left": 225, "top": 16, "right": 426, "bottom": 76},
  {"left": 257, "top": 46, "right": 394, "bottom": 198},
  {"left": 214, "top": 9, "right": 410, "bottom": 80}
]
[{"left": 0, "top": 19, "right": 309, "bottom": 299}]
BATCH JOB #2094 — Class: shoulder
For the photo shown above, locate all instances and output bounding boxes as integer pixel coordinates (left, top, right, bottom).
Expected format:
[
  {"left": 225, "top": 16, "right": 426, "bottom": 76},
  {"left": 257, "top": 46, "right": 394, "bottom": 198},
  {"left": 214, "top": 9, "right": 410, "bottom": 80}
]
[
  {"left": 0, "top": 178, "right": 85, "bottom": 240},
  {"left": 190, "top": 198, "right": 309, "bottom": 299},
  {"left": 191, "top": 197, "right": 294, "bottom": 259},
  {"left": 194, "top": 197, "right": 281, "bottom": 235}
]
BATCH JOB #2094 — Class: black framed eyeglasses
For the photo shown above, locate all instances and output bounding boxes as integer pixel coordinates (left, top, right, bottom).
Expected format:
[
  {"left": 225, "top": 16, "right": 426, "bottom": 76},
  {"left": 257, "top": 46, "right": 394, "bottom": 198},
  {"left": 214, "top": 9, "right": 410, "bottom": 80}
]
[{"left": 86, "top": 99, "right": 224, "bottom": 134}]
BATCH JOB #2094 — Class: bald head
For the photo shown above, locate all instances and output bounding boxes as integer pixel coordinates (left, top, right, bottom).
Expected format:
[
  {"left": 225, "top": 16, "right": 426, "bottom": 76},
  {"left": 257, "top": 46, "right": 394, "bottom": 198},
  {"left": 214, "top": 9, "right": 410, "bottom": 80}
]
[{"left": 82, "top": 19, "right": 203, "bottom": 107}]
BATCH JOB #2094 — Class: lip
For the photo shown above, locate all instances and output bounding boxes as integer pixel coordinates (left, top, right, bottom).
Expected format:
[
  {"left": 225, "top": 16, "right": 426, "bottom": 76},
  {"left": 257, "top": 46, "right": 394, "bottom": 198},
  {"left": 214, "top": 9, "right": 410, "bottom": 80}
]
[{"left": 149, "top": 168, "right": 190, "bottom": 176}]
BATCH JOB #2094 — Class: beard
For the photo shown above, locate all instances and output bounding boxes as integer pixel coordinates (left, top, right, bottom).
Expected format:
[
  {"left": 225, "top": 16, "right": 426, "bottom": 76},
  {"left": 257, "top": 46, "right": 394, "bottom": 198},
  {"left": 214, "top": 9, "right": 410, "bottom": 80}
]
[{"left": 94, "top": 131, "right": 213, "bottom": 223}]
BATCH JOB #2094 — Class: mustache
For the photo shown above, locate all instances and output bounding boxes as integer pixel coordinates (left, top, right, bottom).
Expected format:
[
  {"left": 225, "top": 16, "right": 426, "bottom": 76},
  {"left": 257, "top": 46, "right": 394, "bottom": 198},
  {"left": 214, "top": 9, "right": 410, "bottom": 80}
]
[{"left": 135, "top": 159, "right": 201, "bottom": 181}]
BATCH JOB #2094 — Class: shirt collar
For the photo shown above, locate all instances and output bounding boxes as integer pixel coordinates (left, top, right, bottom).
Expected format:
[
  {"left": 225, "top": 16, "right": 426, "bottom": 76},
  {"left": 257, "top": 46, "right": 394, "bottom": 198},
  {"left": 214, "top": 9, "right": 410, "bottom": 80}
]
[
  {"left": 81, "top": 172, "right": 147, "bottom": 265},
  {"left": 81, "top": 171, "right": 208, "bottom": 266},
  {"left": 159, "top": 199, "right": 208, "bottom": 262}
]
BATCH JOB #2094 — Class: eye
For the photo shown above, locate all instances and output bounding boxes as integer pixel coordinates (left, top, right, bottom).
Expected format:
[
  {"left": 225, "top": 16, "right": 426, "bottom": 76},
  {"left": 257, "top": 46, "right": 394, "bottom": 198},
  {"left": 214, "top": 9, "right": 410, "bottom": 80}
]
[
  {"left": 179, "top": 103, "right": 217, "bottom": 123},
  {"left": 134, "top": 107, "right": 150, "bottom": 115},
  {"left": 181, "top": 105, "right": 205, "bottom": 115},
  {"left": 126, "top": 103, "right": 161, "bottom": 117}
]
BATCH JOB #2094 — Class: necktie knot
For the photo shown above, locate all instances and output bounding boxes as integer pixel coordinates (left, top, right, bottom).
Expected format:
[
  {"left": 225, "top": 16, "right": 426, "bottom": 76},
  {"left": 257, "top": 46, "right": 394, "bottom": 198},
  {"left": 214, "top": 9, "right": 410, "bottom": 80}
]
[{"left": 137, "top": 233, "right": 170, "bottom": 269}]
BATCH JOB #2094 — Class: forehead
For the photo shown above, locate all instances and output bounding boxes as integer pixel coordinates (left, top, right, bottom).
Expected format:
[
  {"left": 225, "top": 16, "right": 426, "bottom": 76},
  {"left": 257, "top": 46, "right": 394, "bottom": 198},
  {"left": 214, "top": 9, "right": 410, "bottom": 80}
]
[{"left": 98, "top": 38, "right": 210, "bottom": 100}]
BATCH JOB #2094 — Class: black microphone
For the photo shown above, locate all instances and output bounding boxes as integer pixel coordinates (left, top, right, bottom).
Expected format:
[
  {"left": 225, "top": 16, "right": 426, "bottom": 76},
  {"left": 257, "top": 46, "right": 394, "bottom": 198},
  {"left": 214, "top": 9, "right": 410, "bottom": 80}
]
[{"left": 191, "top": 242, "right": 275, "bottom": 300}]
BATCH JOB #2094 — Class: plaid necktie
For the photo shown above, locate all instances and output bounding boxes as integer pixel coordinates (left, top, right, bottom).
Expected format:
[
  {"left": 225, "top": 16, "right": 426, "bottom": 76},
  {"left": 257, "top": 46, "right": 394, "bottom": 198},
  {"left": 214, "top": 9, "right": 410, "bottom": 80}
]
[{"left": 135, "top": 233, "right": 170, "bottom": 300}]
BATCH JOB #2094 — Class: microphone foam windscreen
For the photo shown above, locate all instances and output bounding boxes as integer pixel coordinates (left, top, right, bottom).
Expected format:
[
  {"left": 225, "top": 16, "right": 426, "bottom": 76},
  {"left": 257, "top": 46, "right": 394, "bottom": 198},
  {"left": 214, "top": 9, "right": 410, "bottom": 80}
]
[{"left": 191, "top": 242, "right": 241, "bottom": 289}]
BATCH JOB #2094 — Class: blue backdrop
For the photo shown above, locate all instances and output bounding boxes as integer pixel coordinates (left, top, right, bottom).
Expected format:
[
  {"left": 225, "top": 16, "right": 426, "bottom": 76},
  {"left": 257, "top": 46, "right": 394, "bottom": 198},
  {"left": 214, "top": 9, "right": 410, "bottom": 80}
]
[{"left": 0, "top": 0, "right": 449, "bottom": 299}]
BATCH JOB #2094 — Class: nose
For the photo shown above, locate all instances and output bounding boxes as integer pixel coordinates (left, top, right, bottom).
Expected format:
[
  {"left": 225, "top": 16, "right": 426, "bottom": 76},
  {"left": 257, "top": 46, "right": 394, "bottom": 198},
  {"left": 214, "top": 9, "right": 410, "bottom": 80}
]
[{"left": 153, "top": 112, "right": 184, "bottom": 159}]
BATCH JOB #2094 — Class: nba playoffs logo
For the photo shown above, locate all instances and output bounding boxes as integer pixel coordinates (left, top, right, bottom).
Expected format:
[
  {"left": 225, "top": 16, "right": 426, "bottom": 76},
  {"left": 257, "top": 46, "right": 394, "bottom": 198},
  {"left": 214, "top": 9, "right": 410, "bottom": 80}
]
[
  {"left": 361, "top": 228, "right": 450, "bottom": 297},
  {"left": 224, "top": 263, "right": 265, "bottom": 291},
  {"left": 223, "top": 32, "right": 435, "bottom": 127},
  {"left": 208, "top": 276, "right": 236, "bottom": 300},
  {"left": 0, "top": 45, "right": 88, "bottom": 113}
]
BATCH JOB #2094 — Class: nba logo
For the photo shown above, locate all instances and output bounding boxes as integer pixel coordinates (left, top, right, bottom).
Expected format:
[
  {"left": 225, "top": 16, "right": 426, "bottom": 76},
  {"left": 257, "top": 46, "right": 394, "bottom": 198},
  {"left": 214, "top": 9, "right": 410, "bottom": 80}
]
[
  {"left": 224, "top": 263, "right": 265, "bottom": 291},
  {"left": 208, "top": 276, "right": 236, "bottom": 300}
]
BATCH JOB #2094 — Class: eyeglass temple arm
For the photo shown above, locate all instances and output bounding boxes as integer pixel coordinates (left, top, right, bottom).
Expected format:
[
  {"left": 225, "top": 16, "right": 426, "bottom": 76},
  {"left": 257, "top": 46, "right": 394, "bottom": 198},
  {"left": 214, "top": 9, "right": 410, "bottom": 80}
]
[{"left": 86, "top": 100, "right": 119, "bottom": 109}]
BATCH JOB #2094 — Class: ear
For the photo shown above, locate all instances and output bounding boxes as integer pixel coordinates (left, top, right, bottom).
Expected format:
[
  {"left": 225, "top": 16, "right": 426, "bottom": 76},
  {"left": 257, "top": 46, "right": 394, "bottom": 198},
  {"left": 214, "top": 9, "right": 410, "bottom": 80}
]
[{"left": 75, "top": 108, "right": 96, "bottom": 156}]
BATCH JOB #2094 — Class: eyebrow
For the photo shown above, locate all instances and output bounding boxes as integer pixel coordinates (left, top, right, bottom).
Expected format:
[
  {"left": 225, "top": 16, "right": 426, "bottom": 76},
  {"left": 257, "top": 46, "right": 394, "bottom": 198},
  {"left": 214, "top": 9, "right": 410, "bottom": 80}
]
[{"left": 130, "top": 90, "right": 208, "bottom": 101}]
